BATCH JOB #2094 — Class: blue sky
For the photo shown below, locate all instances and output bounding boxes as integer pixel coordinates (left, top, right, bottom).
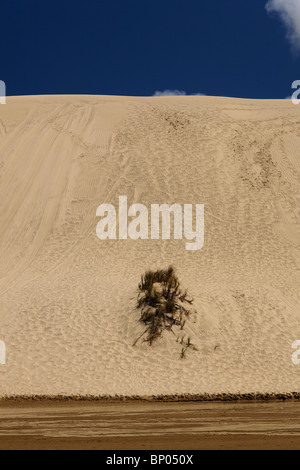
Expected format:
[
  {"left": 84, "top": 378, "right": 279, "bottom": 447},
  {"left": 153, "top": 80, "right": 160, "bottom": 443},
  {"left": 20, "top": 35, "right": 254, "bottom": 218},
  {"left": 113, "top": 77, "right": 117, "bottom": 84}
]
[{"left": 1, "top": 0, "right": 299, "bottom": 98}]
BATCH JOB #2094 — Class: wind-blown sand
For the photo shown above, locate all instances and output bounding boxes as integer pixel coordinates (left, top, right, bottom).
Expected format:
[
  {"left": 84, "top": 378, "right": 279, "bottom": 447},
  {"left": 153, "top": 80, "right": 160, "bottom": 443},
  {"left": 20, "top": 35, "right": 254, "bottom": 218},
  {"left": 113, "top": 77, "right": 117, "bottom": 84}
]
[{"left": 0, "top": 95, "right": 299, "bottom": 397}]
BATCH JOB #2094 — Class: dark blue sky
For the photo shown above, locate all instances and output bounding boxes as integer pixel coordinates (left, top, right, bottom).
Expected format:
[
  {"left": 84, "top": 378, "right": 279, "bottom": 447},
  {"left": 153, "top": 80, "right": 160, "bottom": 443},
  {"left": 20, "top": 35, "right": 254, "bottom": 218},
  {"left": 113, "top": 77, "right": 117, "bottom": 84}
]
[{"left": 1, "top": 0, "right": 299, "bottom": 98}]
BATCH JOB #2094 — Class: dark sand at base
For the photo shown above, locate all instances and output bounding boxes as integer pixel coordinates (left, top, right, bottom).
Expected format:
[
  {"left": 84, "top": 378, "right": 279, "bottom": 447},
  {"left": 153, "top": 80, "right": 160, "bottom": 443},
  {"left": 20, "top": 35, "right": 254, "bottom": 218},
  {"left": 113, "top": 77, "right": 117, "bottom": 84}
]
[
  {"left": 2, "top": 435, "right": 300, "bottom": 450},
  {"left": 1, "top": 400, "right": 300, "bottom": 450}
]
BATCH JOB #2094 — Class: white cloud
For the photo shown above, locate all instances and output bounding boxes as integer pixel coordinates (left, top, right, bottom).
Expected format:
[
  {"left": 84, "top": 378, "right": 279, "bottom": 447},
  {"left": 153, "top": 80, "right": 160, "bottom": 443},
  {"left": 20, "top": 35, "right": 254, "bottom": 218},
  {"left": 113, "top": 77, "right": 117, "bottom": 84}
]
[
  {"left": 153, "top": 90, "right": 187, "bottom": 96},
  {"left": 153, "top": 90, "right": 205, "bottom": 96},
  {"left": 266, "top": 0, "right": 300, "bottom": 52}
]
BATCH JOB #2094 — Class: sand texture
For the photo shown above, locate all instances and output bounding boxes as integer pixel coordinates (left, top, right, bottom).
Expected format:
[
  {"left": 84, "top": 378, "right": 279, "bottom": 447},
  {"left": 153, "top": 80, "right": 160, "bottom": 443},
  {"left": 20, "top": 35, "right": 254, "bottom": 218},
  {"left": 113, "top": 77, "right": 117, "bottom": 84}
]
[
  {"left": 0, "top": 95, "right": 299, "bottom": 396},
  {"left": 1, "top": 401, "right": 300, "bottom": 450}
]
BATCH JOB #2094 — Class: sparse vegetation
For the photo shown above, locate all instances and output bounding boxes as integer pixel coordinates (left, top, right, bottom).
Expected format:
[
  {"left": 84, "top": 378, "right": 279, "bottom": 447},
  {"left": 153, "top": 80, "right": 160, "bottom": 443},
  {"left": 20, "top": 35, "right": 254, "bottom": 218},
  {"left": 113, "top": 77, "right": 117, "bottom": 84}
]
[
  {"left": 179, "top": 336, "right": 198, "bottom": 359},
  {"left": 133, "top": 266, "right": 197, "bottom": 358}
]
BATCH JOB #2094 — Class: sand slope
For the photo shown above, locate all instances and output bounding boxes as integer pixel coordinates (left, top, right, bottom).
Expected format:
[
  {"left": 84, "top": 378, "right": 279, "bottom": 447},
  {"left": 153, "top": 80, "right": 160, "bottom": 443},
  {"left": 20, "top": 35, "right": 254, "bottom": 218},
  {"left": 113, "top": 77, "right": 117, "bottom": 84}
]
[{"left": 0, "top": 95, "right": 299, "bottom": 396}]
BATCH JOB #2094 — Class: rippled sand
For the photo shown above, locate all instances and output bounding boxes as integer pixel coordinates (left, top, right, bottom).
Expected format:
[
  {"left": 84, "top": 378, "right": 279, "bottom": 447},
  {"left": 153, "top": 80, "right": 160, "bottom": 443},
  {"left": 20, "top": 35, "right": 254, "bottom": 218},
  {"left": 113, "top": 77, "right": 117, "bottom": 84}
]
[{"left": 0, "top": 96, "right": 300, "bottom": 397}]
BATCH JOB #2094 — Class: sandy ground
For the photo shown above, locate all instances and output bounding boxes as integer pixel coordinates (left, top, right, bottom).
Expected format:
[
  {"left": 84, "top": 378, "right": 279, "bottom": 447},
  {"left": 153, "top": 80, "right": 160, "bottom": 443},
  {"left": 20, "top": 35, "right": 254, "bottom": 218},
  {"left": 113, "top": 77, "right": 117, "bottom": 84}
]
[
  {"left": 1, "top": 401, "right": 300, "bottom": 450},
  {"left": 0, "top": 95, "right": 299, "bottom": 396}
]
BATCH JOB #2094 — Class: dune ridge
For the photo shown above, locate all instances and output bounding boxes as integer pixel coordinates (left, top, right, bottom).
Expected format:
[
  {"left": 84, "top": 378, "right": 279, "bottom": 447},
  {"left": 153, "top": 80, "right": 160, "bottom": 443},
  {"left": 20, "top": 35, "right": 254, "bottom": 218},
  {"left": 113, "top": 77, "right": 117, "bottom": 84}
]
[{"left": 0, "top": 95, "right": 299, "bottom": 397}]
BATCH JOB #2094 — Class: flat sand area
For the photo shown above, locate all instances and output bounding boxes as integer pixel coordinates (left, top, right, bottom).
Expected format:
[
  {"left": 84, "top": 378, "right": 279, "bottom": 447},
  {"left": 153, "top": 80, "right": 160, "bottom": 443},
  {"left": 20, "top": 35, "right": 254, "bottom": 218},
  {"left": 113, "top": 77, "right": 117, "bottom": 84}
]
[{"left": 1, "top": 401, "right": 300, "bottom": 450}]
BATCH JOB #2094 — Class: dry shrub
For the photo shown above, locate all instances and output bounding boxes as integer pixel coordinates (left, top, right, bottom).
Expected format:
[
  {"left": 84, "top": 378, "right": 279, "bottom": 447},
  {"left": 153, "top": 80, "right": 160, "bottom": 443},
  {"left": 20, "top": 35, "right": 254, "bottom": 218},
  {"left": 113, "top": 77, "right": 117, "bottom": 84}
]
[{"left": 133, "top": 266, "right": 197, "bottom": 357}]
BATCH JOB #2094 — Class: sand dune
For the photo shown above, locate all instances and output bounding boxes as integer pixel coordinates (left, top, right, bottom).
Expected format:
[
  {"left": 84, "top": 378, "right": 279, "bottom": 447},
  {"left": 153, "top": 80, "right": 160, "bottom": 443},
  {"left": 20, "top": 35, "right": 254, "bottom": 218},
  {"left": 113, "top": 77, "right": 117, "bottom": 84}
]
[{"left": 0, "top": 95, "right": 299, "bottom": 397}]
